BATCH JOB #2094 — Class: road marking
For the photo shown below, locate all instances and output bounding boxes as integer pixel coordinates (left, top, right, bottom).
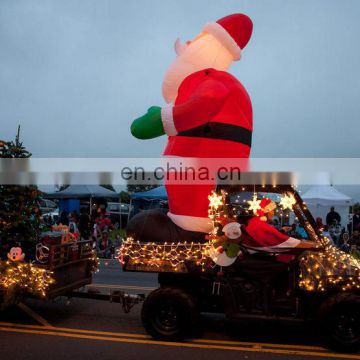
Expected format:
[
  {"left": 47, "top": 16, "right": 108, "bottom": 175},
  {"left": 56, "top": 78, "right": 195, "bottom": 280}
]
[
  {"left": 0, "top": 326, "right": 354, "bottom": 359},
  {"left": 1, "top": 323, "right": 360, "bottom": 358},
  {"left": 17, "top": 303, "right": 53, "bottom": 327},
  {"left": 0, "top": 321, "right": 324, "bottom": 351},
  {"left": 192, "top": 338, "right": 325, "bottom": 351},
  {"left": 0, "top": 322, "right": 148, "bottom": 339}
]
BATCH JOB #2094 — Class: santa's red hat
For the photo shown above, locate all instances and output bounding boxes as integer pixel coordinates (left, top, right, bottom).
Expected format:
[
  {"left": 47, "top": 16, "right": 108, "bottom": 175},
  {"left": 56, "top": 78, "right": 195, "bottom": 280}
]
[
  {"left": 203, "top": 13, "right": 253, "bottom": 61},
  {"left": 256, "top": 198, "right": 276, "bottom": 221}
]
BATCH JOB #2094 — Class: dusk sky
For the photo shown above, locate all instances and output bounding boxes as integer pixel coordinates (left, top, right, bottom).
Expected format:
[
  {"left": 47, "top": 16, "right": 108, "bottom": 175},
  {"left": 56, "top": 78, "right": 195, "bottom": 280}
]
[{"left": 1, "top": 0, "right": 360, "bottom": 158}]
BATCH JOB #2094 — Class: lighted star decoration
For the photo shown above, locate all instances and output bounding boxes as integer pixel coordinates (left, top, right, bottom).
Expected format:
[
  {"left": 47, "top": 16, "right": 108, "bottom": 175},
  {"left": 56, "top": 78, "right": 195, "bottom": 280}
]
[
  {"left": 208, "top": 192, "right": 223, "bottom": 210},
  {"left": 280, "top": 194, "right": 296, "bottom": 210},
  {"left": 247, "top": 194, "right": 261, "bottom": 214}
]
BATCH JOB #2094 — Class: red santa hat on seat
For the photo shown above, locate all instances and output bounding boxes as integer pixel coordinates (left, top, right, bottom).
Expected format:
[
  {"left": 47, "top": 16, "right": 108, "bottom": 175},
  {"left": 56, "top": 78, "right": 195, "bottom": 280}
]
[
  {"left": 256, "top": 198, "right": 277, "bottom": 222},
  {"left": 203, "top": 13, "right": 253, "bottom": 61}
]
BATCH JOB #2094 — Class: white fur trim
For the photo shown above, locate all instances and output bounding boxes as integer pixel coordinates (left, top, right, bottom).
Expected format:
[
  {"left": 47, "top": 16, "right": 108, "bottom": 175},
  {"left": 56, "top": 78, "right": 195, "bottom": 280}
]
[
  {"left": 203, "top": 22, "right": 241, "bottom": 60},
  {"left": 161, "top": 103, "right": 177, "bottom": 136},
  {"left": 244, "top": 237, "right": 301, "bottom": 253},
  {"left": 272, "top": 237, "right": 301, "bottom": 249},
  {"left": 167, "top": 212, "right": 213, "bottom": 233}
]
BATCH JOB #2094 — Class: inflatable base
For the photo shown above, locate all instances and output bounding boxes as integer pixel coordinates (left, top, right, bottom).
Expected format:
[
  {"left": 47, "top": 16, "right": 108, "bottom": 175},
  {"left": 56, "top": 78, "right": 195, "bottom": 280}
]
[{"left": 126, "top": 209, "right": 207, "bottom": 244}]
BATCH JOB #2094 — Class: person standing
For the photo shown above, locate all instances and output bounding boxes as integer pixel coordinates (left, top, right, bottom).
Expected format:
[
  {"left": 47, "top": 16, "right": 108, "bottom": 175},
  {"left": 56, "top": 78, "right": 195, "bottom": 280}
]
[
  {"left": 350, "top": 230, "right": 360, "bottom": 248},
  {"left": 326, "top": 206, "right": 341, "bottom": 226},
  {"left": 59, "top": 210, "right": 69, "bottom": 226},
  {"left": 353, "top": 209, "right": 360, "bottom": 232},
  {"left": 79, "top": 208, "right": 91, "bottom": 239}
]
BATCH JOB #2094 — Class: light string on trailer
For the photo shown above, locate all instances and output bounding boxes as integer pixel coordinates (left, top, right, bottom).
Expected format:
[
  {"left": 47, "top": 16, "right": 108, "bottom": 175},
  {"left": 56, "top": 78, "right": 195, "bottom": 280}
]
[
  {"left": 0, "top": 261, "right": 54, "bottom": 298},
  {"left": 120, "top": 238, "right": 211, "bottom": 271}
]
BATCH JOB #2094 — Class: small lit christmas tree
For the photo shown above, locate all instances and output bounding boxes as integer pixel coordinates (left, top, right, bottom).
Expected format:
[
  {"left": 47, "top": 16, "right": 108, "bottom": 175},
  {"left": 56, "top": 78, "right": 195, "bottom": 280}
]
[{"left": 0, "top": 126, "right": 42, "bottom": 260}]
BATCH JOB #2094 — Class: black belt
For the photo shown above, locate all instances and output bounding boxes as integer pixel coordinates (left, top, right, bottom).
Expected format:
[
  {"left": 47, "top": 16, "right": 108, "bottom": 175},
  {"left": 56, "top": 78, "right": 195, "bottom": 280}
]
[{"left": 177, "top": 122, "right": 252, "bottom": 147}]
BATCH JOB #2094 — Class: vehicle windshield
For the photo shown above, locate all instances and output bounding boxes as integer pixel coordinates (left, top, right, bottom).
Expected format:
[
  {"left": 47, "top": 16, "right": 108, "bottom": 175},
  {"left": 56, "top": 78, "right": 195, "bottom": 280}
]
[{"left": 227, "top": 187, "right": 321, "bottom": 243}]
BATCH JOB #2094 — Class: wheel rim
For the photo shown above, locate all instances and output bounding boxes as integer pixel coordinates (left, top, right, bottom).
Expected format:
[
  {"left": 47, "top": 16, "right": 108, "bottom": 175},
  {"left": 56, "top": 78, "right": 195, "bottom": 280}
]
[
  {"left": 333, "top": 311, "right": 360, "bottom": 343},
  {"left": 154, "top": 301, "right": 180, "bottom": 333}
]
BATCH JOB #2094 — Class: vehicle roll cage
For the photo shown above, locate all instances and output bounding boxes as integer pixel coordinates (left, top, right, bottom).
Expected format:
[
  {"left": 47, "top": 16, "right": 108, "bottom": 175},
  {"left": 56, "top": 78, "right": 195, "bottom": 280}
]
[{"left": 219, "top": 184, "right": 324, "bottom": 244}]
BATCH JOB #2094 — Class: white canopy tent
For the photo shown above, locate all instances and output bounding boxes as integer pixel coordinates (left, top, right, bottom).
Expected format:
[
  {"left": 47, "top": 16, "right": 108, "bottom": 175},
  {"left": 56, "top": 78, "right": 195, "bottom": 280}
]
[{"left": 302, "top": 185, "right": 353, "bottom": 226}]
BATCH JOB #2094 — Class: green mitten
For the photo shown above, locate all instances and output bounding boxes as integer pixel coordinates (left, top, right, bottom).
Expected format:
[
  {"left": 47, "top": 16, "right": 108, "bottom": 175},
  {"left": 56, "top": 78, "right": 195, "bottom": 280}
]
[{"left": 130, "top": 106, "right": 165, "bottom": 139}]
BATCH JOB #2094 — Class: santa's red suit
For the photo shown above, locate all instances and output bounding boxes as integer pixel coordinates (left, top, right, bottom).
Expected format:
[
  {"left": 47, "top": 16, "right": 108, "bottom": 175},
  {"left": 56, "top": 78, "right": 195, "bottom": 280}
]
[
  {"left": 241, "top": 216, "right": 300, "bottom": 252},
  {"left": 129, "top": 14, "right": 254, "bottom": 239},
  {"left": 162, "top": 68, "right": 252, "bottom": 232}
]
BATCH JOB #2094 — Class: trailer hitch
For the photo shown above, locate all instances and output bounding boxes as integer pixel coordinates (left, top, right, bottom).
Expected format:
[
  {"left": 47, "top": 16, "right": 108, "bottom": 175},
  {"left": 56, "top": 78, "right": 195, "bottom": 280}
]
[{"left": 110, "top": 290, "right": 145, "bottom": 313}]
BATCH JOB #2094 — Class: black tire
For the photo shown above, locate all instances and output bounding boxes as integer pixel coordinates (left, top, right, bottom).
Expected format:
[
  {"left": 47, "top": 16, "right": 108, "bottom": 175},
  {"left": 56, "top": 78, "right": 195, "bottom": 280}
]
[
  {"left": 141, "top": 287, "right": 199, "bottom": 340},
  {"left": 319, "top": 294, "right": 360, "bottom": 353}
]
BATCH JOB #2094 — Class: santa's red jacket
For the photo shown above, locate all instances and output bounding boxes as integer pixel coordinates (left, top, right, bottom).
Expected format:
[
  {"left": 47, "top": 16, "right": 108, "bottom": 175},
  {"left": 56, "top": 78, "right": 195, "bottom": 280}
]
[
  {"left": 162, "top": 68, "right": 253, "bottom": 157},
  {"left": 161, "top": 68, "right": 252, "bottom": 232}
]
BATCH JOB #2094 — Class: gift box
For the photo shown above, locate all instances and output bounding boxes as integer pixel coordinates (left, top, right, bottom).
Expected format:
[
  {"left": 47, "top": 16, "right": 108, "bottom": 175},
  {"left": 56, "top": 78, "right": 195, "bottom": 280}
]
[
  {"left": 40, "top": 230, "right": 78, "bottom": 263},
  {"left": 40, "top": 231, "right": 63, "bottom": 247},
  {"left": 69, "top": 244, "right": 79, "bottom": 261}
]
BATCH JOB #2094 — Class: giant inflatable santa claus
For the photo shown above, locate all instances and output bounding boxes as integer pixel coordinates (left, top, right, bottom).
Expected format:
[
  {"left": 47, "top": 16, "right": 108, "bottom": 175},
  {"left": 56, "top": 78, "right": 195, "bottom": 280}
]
[{"left": 131, "top": 14, "right": 253, "bottom": 236}]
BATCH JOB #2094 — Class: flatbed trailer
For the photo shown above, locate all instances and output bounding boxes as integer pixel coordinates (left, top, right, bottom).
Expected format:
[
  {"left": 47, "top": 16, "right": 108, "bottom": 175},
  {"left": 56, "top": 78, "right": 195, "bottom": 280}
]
[
  {"left": 0, "top": 239, "right": 146, "bottom": 313},
  {"left": 37, "top": 239, "right": 95, "bottom": 299}
]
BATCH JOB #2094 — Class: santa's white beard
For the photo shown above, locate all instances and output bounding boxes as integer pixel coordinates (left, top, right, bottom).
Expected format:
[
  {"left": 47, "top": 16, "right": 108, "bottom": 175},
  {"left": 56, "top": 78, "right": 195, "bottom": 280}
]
[
  {"left": 162, "top": 59, "right": 199, "bottom": 104},
  {"left": 162, "top": 34, "right": 233, "bottom": 104}
]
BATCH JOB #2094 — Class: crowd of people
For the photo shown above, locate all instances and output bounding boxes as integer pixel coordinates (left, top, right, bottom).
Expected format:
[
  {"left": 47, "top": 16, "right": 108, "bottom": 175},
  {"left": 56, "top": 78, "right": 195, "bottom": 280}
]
[
  {"left": 48, "top": 207, "right": 122, "bottom": 259},
  {"left": 313, "top": 207, "right": 360, "bottom": 254},
  {"left": 264, "top": 205, "right": 360, "bottom": 255}
]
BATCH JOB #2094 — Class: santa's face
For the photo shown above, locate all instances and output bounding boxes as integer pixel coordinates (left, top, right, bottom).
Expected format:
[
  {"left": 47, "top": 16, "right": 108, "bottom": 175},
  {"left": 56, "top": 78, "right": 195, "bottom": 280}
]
[
  {"left": 267, "top": 210, "right": 275, "bottom": 220},
  {"left": 162, "top": 32, "right": 233, "bottom": 103}
]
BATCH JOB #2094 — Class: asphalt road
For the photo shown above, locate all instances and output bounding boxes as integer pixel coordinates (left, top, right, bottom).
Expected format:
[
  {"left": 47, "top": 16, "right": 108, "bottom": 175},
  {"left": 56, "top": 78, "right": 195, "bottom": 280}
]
[{"left": 1, "top": 260, "right": 359, "bottom": 360}]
